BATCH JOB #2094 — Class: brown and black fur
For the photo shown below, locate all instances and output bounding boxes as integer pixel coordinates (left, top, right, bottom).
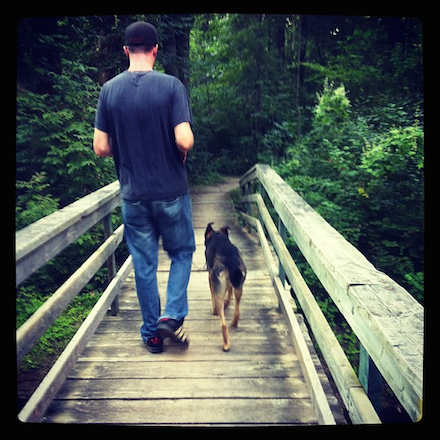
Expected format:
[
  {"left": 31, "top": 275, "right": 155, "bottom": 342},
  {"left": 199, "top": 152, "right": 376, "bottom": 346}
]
[{"left": 204, "top": 222, "right": 247, "bottom": 351}]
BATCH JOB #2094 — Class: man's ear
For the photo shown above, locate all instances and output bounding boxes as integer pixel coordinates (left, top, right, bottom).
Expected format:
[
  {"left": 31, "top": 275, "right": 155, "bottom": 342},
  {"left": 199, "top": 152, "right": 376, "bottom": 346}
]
[
  {"left": 152, "top": 45, "right": 158, "bottom": 60},
  {"left": 123, "top": 46, "right": 130, "bottom": 58}
]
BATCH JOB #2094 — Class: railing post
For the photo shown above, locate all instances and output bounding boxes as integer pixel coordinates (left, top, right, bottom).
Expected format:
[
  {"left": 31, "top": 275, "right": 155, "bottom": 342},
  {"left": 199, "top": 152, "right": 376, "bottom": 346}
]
[
  {"left": 278, "top": 218, "right": 287, "bottom": 287},
  {"left": 359, "top": 343, "right": 383, "bottom": 415},
  {"left": 103, "top": 213, "right": 119, "bottom": 316},
  {"left": 241, "top": 181, "right": 253, "bottom": 232},
  {"left": 258, "top": 182, "right": 266, "bottom": 227}
]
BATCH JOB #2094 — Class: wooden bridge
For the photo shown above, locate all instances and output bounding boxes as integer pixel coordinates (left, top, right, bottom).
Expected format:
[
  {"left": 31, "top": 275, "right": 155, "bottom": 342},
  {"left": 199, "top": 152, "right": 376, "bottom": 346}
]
[{"left": 16, "top": 165, "right": 423, "bottom": 425}]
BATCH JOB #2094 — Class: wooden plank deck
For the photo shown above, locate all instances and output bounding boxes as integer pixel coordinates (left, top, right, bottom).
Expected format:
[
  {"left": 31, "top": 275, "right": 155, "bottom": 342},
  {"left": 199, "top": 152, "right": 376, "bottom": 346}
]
[{"left": 43, "top": 177, "right": 344, "bottom": 426}]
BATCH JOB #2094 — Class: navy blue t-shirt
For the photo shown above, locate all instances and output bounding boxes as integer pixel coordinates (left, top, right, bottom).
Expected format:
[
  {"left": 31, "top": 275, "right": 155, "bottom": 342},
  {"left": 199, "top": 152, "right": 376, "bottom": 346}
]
[{"left": 95, "top": 70, "right": 193, "bottom": 201}]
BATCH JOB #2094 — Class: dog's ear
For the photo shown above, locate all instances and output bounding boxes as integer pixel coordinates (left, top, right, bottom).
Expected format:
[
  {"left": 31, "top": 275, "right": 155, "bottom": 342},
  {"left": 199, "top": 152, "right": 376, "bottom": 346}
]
[
  {"left": 205, "top": 222, "right": 215, "bottom": 242},
  {"left": 219, "top": 225, "right": 230, "bottom": 238}
]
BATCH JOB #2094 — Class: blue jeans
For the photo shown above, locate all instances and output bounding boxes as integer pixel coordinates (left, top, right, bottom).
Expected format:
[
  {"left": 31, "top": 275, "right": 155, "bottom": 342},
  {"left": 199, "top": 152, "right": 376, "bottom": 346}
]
[{"left": 121, "top": 193, "right": 196, "bottom": 341}]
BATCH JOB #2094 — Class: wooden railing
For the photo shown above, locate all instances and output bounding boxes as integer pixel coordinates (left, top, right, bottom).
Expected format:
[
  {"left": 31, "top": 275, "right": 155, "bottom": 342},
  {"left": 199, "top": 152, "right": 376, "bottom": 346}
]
[
  {"left": 16, "top": 180, "right": 133, "bottom": 423},
  {"left": 239, "top": 164, "right": 423, "bottom": 424}
]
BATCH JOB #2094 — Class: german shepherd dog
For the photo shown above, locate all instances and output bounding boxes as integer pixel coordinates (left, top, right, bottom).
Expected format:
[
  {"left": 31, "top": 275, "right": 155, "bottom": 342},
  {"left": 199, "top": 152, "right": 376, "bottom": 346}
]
[{"left": 205, "top": 223, "right": 247, "bottom": 351}]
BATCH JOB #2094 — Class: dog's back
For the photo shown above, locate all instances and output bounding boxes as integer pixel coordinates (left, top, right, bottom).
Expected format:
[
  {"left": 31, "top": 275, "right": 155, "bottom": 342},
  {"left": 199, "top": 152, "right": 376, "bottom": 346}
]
[{"left": 205, "top": 231, "right": 246, "bottom": 289}]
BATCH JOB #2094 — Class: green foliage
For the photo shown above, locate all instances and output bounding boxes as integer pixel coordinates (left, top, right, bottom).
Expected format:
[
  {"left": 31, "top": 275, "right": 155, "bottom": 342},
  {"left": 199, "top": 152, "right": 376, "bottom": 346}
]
[
  {"left": 190, "top": 14, "right": 294, "bottom": 174},
  {"left": 259, "top": 121, "right": 297, "bottom": 165},
  {"left": 361, "top": 124, "right": 424, "bottom": 179},
  {"left": 314, "top": 79, "right": 351, "bottom": 126},
  {"left": 16, "top": 57, "right": 115, "bottom": 213},
  {"left": 186, "top": 150, "right": 222, "bottom": 186},
  {"left": 276, "top": 79, "right": 424, "bottom": 305},
  {"left": 16, "top": 172, "right": 59, "bottom": 230},
  {"left": 18, "top": 288, "right": 103, "bottom": 371}
]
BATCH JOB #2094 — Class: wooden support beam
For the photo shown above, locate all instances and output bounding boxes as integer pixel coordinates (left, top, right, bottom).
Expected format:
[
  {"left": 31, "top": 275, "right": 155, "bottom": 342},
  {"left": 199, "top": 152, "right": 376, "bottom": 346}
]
[
  {"left": 103, "top": 214, "right": 119, "bottom": 316},
  {"left": 359, "top": 343, "right": 383, "bottom": 414},
  {"left": 278, "top": 217, "right": 287, "bottom": 287}
]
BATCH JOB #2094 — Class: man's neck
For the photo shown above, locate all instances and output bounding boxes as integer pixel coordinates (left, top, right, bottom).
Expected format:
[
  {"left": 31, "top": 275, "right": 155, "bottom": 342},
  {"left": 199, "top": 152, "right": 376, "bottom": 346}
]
[{"left": 127, "top": 54, "right": 155, "bottom": 72}]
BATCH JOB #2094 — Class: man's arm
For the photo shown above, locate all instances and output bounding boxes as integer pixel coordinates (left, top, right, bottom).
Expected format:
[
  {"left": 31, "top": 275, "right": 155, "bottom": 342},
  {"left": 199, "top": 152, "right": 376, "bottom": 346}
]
[
  {"left": 174, "top": 122, "right": 194, "bottom": 153},
  {"left": 93, "top": 128, "right": 112, "bottom": 157}
]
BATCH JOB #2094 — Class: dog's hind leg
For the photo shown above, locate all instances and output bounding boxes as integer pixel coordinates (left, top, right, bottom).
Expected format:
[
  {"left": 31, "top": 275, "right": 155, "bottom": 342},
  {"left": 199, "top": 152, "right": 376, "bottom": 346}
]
[
  {"left": 231, "top": 286, "right": 242, "bottom": 328},
  {"left": 212, "top": 272, "right": 230, "bottom": 351},
  {"left": 224, "top": 284, "right": 233, "bottom": 309},
  {"left": 213, "top": 287, "right": 230, "bottom": 351},
  {"left": 209, "top": 272, "right": 218, "bottom": 315}
]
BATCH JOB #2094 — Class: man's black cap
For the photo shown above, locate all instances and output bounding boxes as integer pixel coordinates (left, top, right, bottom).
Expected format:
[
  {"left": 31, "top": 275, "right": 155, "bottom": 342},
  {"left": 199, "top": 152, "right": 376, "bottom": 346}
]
[{"left": 124, "top": 22, "right": 158, "bottom": 47}]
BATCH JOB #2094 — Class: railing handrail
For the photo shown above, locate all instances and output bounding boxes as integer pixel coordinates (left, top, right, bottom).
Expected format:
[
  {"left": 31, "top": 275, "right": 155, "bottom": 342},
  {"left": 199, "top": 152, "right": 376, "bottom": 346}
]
[
  {"left": 16, "top": 180, "right": 121, "bottom": 287},
  {"left": 239, "top": 164, "right": 423, "bottom": 423}
]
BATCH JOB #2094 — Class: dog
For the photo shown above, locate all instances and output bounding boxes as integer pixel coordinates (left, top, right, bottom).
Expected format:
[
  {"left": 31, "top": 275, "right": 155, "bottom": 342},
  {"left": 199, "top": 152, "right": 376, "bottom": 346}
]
[{"left": 204, "top": 222, "right": 247, "bottom": 351}]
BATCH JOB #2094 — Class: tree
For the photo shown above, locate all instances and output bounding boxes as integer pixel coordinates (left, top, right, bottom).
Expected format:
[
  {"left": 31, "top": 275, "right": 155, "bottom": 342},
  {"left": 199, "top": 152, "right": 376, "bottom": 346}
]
[
  {"left": 190, "top": 14, "right": 296, "bottom": 173},
  {"left": 158, "top": 14, "right": 194, "bottom": 91}
]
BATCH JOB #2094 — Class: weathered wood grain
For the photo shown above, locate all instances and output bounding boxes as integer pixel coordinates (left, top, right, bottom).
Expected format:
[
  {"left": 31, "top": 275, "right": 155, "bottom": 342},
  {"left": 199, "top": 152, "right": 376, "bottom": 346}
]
[
  {"left": 56, "top": 376, "right": 310, "bottom": 400},
  {"left": 44, "top": 398, "right": 317, "bottom": 425},
  {"left": 16, "top": 181, "right": 121, "bottom": 286}
]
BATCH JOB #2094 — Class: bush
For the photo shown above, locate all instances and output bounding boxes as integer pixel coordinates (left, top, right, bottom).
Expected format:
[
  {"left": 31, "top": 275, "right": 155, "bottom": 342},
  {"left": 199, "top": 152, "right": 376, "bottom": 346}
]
[
  {"left": 16, "top": 172, "right": 59, "bottom": 230},
  {"left": 276, "top": 79, "right": 424, "bottom": 305}
]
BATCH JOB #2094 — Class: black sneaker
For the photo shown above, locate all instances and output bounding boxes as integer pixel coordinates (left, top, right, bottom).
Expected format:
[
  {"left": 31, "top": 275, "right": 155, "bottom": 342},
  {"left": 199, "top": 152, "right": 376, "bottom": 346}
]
[
  {"left": 157, "top": 318, "right": 189, "bottom": 346},
  {"left": 144, "top": 336, "right": 163, "bottom": 354}
]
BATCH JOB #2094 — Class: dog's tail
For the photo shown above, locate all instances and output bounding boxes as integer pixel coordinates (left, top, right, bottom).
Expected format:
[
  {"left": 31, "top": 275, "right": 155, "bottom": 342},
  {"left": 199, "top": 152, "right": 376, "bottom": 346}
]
[{"left": 227, "top": 255, "right": 247, "bottom": 289}]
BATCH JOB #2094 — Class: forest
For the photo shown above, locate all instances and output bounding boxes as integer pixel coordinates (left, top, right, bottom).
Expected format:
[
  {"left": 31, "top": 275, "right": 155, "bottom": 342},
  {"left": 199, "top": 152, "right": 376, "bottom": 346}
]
[{"left": 16, "top": 13, "right": 424, "bottom": 404}]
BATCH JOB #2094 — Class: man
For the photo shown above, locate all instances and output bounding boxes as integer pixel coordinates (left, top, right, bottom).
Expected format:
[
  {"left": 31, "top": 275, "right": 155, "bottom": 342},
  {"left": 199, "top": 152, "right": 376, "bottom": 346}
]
[{"left": 93, "top": 21, "right": 195, "bottom": 353}]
